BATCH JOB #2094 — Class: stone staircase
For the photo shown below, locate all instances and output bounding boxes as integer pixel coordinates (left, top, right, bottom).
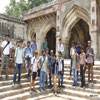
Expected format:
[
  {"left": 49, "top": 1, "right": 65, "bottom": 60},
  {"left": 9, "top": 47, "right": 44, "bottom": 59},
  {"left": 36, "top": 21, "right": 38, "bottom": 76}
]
[{"left": 0, "top": 60, "right": 100, "bottom": 100}]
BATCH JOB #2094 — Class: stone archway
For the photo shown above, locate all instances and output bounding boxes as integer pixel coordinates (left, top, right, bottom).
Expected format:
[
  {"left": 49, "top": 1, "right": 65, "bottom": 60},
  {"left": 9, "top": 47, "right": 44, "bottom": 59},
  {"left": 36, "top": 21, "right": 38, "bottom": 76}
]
[
  {"left": 46, "top": 27, "right": 56, "bottom": 54},
  {"left": 61, "top": 5, "right": 90, "bottom": 58},
  {"left": 68, "top": 19, "right": 91, "bottom": 57}
]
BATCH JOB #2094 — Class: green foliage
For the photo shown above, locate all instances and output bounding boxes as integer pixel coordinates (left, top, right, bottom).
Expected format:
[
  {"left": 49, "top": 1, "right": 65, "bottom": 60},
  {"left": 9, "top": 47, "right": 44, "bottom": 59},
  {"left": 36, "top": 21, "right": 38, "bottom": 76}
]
[{"left": 5, "top": 0, "right": 48, "bottom": 18}]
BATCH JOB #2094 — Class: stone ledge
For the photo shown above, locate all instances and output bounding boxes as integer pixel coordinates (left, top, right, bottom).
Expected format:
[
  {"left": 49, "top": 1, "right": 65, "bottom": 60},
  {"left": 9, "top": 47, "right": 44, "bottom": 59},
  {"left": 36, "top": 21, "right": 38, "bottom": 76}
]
[
  {"left": 24, "top": 0, "right": 59, "bottom": 16},
  {"left": 0, "top": 13, "right": 25, "bottom": 24}
]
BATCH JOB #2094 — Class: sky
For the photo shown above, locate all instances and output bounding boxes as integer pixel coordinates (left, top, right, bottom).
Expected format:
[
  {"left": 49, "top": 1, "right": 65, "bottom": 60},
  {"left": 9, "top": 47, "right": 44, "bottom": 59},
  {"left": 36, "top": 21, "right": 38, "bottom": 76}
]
[
  {"left": 0, "top": 0, "right": 19, "bottom": 13},
  {"left": 0, "top": 0, "right": 10, "bottom": 13}
]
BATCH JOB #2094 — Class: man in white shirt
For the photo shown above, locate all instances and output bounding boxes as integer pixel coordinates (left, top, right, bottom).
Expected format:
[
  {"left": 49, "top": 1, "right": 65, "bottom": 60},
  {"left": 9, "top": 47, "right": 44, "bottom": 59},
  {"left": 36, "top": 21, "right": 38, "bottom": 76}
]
[
  {"left": 70, "top": 41, "right": 75, "bottom": 77},
  {"left": 0, "top": 35, "right": 12, "bottom": 79},
  {"left": 13, "top": 40, "right": 24, "bottom": 86},
  {"left": 57, "top": 39, "right": 64, "bottom": 56},
  {"left": 30, "top": 51, "right": 39, "bottom": 94}
]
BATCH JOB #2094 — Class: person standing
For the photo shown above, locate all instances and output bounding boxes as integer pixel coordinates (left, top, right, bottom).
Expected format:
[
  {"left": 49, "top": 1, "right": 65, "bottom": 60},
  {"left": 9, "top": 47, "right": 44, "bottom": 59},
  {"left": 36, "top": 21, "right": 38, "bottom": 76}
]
[
  {"left": 70, "top": 41, "right": 75, "bottom": 77},
  {"left": 86, "top": 41, "right": 94, "bottom": 84},
  {"left": 30, "top": 51, "right": 39, "bottom": 94},
  {"left": 0, "top": 35, "right": 12, "bottom": 79},
  {"left": 48, "top": 50, "right": 54, "bottom": 88},
  {"left": 13, "top": 40, "right": 24, "bottom": 86},
  {"left": 24, "top": 41, "right": 32, "bottom": 78},
  {"left": 39, "top": 50, "right": 48, "bottom": 91},
  {"left": 57, "top": 39, "right": 64, "bottom": 56},
  {"left": 52, "top": 55, "right": 58, "bottom": 94},
  {"left": 79, "top": 47, "right": 86, "bottom": 88},
  {"left": 31, "top": 39, "right": 37, "bottom": 56},
  {"left": 76, "top": 41, "right": 82, "bottom": 55},
  {"left": 43, "top": 38, "right": 48, "bottom": 51},
  {"left": 58, "top": 52, "right": 64, "bottom": 89},
  {"left": 72, "top": 47, "right": 79, "bottom": 86},
  {"left": 45, "top": 48, "right": 50, "bottom": 88}
]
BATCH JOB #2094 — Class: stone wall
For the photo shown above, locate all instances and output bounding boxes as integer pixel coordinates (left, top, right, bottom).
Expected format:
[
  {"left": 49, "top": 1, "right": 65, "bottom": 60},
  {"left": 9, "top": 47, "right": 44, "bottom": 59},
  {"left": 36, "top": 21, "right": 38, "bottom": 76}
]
[{"left": 0, "top": 14, "right": 27, "bottom": 47}]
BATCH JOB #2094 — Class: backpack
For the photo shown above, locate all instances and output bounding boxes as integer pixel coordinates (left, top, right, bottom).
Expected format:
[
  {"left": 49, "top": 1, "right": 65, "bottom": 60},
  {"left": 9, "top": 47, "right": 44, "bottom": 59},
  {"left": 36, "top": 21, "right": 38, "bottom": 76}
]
[{"left": 76, "top": 45, "right": 81, "bottom": 54}]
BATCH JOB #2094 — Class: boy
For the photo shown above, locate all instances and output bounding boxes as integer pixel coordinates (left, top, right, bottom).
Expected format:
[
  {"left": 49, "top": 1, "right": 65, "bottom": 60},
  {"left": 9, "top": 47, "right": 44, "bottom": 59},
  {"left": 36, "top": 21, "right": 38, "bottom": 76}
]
[
  {"left": 58, "top": 52, "right": 64, "bottom": 90},
  {"left": 52, "top": 55, "right": 58, "bottom": 94},
  {"left": 0, "top": 35, "right": 12, "bottom": 79},
  {"left": 24, "top": 41, "right": 32, "bottom": 78},
  {"left": 39, "top": 50, "right": 48, "bottom": 91},
  {"left": 86, "top": 41, "right": 94, "bottom": 84},
  {"left": 70, "top": 41, "right": 75, "bottom": 77},
  {"left": 13, "top": 40, "right": 24, "bottom": 86},
  {"left": 80, "top": 47, "right": 86, "bottom": 88},
  {"left": 72, "top": 47, "right": 79, "bottom": 86},
  {"left": 30, "top": 51, "right": 39, "bottom": 94}
]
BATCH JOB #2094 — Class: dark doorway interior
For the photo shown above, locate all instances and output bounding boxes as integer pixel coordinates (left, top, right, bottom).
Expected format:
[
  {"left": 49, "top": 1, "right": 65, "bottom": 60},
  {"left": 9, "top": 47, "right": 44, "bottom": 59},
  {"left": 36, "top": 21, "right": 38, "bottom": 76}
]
[
  {"left": 68, "top": 19, "right": 91, "bottom": 57},
  {"left": 46, "top": 27, "right": 56, "bottom": 54}
]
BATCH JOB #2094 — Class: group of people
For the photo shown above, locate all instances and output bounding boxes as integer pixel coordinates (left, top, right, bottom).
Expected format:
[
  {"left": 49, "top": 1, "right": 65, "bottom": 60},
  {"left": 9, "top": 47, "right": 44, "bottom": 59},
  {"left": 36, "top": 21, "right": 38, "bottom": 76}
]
[
  {"left": 70, "top": 41, "right": 94, "bottom": 88},
  {"left": 0, "top": 34, "right": 95, "bottom": 94},
  {"left": 0, "top": 35, "right": 65, "bottom": 94}
]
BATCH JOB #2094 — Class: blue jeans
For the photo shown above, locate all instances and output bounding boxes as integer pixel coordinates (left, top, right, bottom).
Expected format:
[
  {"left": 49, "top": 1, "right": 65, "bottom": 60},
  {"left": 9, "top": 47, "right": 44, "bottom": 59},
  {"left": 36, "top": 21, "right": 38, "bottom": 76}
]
[
  {"left": 13, "top": 64, "right": 22, "bottom": 84},
  {"left": 40, "top": 71, "right": 47, "bottom": 89},
  {"left": 70, "top": 58, "right": 73, "bottom": 76},
  {"left": 58, "top": 71, "right": 63, "bottom": 88},
  {"left": 48, "top": 65, "right": 52, "bottom": 87},
  {"left": 73, "top": 69, "right": 77, "bottom": 86},
  {"left": 25, "top": 57, "right": 31, "bottom": 70}
]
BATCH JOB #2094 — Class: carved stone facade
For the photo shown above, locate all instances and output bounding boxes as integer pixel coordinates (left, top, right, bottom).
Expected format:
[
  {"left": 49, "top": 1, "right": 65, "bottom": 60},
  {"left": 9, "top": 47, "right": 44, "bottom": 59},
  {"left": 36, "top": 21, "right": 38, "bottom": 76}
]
[
  {"left": 24, "top": 0, "right": 100, "bottom": 59},
  {"left": 0, "top": 14, "right": 27, "bottom": 46}
]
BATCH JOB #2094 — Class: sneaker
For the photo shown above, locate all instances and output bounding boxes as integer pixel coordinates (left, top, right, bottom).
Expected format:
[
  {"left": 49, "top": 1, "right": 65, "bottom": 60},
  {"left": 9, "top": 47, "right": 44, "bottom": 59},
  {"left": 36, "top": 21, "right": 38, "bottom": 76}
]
[
  {"left": 29, "top": 90, "right": 33, "bottom": 94},
  {"left": 6, "top": 75, "right": 9, "bottom": 80},
  {"left": 12, "top": 83, "right": 15, "bottom": 87},
  {"left": 32, "top": 88, "right": 37, "bottom": 92},
  {"left": 72, "top": 84, "right": 75, "bottom": 86}
]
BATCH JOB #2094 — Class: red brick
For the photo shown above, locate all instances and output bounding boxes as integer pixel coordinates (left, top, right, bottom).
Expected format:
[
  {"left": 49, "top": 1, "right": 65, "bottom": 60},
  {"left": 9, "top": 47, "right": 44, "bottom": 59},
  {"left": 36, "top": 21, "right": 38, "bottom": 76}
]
[
  {"left": 92, "top": 7, "right": 95, "bottom": 12},
  {"left": 92, "top": 19, "right": 95, "bottom": 25}
]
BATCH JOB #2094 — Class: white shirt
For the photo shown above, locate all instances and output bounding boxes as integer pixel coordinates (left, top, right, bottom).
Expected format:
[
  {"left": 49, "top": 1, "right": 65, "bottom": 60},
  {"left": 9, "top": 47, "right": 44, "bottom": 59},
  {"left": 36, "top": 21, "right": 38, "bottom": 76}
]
[
  {"left": 58, "top": 57, "right": 63, "bottom": 71},
  {"left": 1, "top": 40, "right": 12, "bottom": 55},
  {"left": 57, "top": 44, "right": 64, "bottom": 53},
  {"left": 70, "top": 47, "right": 75, "bottom": 58},
  {"left": 15, "top": 47, "right": 24, "bottom": 64},
  {"left": 31, "top": 57, "right": 39, "bottom": 72}
]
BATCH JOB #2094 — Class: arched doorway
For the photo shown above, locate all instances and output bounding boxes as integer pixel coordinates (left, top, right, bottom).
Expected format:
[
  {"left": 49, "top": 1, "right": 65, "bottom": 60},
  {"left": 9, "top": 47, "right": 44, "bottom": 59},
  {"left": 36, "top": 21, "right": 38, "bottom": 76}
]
[
  {"left": 46, "top": 27, "right": 56, "bottom": 54},
  {"left": 68, "top": 19, "right": 91, "bottom": 57}
]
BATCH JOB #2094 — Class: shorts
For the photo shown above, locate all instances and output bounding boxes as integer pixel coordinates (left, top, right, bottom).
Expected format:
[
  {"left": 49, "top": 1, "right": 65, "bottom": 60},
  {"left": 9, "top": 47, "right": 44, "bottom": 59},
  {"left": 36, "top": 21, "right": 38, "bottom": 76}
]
[
  {"left": 0, "top": 55, "right": 9, "bottom": 71},
  {"left": 32, "top": 72, "right": 37, "bottom": 80}
]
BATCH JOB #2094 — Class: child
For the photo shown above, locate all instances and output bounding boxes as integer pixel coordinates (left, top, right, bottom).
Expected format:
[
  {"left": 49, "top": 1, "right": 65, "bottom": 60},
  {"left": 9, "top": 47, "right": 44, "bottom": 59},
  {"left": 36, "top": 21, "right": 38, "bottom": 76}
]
[
  {"left": 72, "top": 47, "right": 79, "bottom": 86},
  {"left": 57, "top": 52, "right": 64, "bottom": 89},
  {"left": 30, "top": 51, "right": 39, "bottom": 94},
  {"left": 80, "top": 47, "right": 86, "bottom": 88},
  {"left": 52, "top": 55, "right": 58, "bottom": 94}
]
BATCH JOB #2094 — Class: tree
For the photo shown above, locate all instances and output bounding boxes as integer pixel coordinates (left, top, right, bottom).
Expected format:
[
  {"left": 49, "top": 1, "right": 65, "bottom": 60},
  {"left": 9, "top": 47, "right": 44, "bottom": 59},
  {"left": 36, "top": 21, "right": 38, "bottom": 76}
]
[{"left": 5, "top": 0, "right": 48, "bottom": 19}]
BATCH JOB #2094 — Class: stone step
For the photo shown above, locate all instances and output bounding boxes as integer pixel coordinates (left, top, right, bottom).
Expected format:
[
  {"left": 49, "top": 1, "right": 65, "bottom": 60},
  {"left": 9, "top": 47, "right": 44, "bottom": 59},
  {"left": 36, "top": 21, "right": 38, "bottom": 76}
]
[
  {"left": 0, "top": 82, "right": 30, "bottom": 92},
  {"left": 0, "top": 78, "right": 29, "bottom": 86},
  {"left": 1, "top": 88, "right": 52, "bottom": 100},
  {"left": 57, "top": 94, "right": 88, "bottom": 100},
  {"left": 63, "top": 77, "right": 100, "bottom": 89},
  {"left": 63, "top": 88, "right": 100, "bottom": 100},
  {"left": 26, "top": 93, "right": 53, "bottom": 100},
  {"left": 64, "top": 65, "right": 100, "bottom": 70},
  {"left": 63, "top": 83, "right": 100, "bottom": 95}
]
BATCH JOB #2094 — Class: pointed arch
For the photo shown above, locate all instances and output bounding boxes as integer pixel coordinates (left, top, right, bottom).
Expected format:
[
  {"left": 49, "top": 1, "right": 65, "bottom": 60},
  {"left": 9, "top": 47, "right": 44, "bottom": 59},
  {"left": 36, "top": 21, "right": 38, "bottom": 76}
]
[{"left": 62, "top": 5, "right": 90, "bottom": 40}]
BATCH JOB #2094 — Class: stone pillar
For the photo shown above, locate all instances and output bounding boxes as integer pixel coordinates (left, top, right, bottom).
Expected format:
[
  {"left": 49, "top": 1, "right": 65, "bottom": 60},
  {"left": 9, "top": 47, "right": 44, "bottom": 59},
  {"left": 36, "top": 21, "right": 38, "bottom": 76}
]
[
  {"left": 36, "top": 32, "right": 43, "bottom": 56},
  {"left": 56, "top": 4, "right": 61, "bottom": 55},
  {"left": 90, "top": 0, "right": 98, "bottom": 59}
]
